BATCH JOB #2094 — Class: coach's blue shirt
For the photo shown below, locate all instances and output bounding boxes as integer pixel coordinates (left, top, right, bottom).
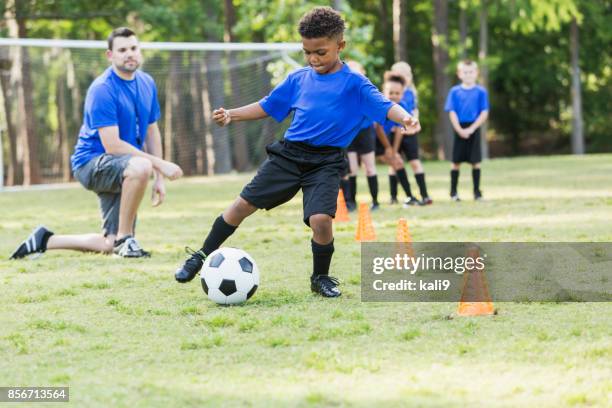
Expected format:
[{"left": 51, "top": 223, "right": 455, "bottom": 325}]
[
  {"left": 259, "top": 63, "right": 394, "bottom": 147},
  {"left": 444, "top": 84, "right": 489, "bottom": 123},
  {"left": 71, "top": 67, "right": 161, "bottom": 170},
  {"left": 401, "top": 88, "right": 417, "bottom": 115}
]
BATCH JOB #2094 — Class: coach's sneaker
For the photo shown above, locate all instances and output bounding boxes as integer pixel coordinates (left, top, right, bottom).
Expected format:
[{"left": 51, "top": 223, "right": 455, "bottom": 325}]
[
  {"left": 403, "top": 196, "right": 422, "bottom": 207},
  {"left": 9, "top": 226, "right": 54, "bottom": 260},
  {"left": 474, "top": 190, "right": 483, "bottom": 201},
  {"left": 113, "top": 236, "right": 151, "bottom": 258},
  {"left": 310, "top": 274, "right": 341, "bottom": 298},
  {"left": 175, "top": 247, "right": 206, "bottom": 283},
  {"left": 451, "top": 195, "right": 461, "bottom": 202}
]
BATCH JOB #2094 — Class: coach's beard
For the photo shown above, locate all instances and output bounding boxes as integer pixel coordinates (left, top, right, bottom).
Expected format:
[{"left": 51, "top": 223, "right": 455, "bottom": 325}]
[{"left": 117, "top": 60, "right": 140, "bottom": 73}]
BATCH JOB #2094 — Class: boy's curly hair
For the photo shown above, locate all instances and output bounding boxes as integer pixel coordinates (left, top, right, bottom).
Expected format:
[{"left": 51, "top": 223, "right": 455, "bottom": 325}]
[
  {"left": 383, "top": 71, "right": 406, "bottom": 87},
  {"left": 298, "top": 7, "right": 345, "bottom": 39}
]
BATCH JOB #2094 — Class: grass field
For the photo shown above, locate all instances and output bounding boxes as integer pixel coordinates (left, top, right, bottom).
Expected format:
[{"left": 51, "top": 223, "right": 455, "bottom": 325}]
[{"left": 1, "top": 154, "right": 611, "bottom": 407}]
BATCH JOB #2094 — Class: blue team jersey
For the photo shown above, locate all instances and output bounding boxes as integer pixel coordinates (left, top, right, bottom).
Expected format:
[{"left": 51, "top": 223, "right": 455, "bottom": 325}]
[
  {"left": 71, "top": 67, "right": 161, "bottom": 170},
  {"left": 259, "top": 63, "right": 394, "bottom": 147},
  {"left": 444, "top": 84, "right": 489, "bottom": 123},
  {"left": 401, "top": 88, "right": 417, "bottom": 115}
]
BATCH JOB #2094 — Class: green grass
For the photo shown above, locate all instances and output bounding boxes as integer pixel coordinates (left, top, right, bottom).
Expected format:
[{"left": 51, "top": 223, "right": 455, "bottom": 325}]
[{"left": 1, "top": 154, "right": 611, "bottom": 407}]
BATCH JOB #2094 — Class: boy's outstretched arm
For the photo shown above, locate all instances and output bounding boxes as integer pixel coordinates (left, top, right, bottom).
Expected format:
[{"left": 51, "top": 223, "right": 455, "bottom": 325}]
[
  {"left": 213, "top": 102, "right": 268, "bottom": 126},
  {"left": 386, "top": 104, "right": 421, "bottom": 134}
]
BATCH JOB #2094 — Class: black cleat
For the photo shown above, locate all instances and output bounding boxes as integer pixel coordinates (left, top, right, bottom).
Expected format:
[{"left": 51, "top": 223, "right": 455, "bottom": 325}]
[
  {"left": 474, "top": 190, "right": 483, "bottom": 201},
  {"left": 370, "top": 202, "right": 380, "bottom": 211},
  {"left": 175, "top": 247, "right": 206, "bottom": 283},
  {"left": 10, "top": 226, "right": 54, "bottom": 260},
  {"left": 311, "top": 274, "right": 341, "bottom": 298},
  {"left": 403, "top": 196, "right": 422, "bottom": 207},
  {"left": 389, "top": 197, "right": 399, "bottom": 205},
  {"left": 451, "top": 195, "right": 461, "bottom": 202},
  {"left": 346, "top": 201, "right": 357, "bottom": 212}
]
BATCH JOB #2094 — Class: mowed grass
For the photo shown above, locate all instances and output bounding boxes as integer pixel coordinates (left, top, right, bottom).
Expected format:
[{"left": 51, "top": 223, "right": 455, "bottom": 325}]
[{"left": 1, "top": 154, "right": 611, "bottom": 407}]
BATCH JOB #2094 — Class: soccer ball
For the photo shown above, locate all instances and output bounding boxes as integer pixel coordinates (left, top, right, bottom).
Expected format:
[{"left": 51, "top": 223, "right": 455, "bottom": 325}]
[{"left": 200, "top": 247, "right": 259, "bottom": 305}]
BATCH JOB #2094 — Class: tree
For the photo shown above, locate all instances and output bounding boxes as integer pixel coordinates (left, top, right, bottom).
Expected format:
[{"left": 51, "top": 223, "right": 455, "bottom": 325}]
[
  {"left": 432, "top": 0, "right": 452, "bottom": 159},
  {"left": 478, "top": 0, "right": 489, "bottom": 159},
  {"left": 393, "top": 0, "right": 407, "bottom": 62},
  {"left": 569, "top": 16, "right": 584, "bottom": 154}
]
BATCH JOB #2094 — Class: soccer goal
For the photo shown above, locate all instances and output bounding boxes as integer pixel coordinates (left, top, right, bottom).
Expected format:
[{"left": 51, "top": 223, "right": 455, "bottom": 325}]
[{"left": 0, "top": 38, "right": 303, "bottom": 188}]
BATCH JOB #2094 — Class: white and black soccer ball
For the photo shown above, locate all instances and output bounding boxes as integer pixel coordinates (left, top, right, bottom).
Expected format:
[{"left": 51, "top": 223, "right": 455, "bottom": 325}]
[{"left": 200, "top": 247, "right": 259, "bottom": 305}]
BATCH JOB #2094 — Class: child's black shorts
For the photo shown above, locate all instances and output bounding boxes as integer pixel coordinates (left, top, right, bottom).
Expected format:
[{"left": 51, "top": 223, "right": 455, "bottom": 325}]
[
  {"left": 347, "top": 126, "right": 376, "bottom": 155},
  {"left": 240, "top": 140, "right": 346, "bottom": 226},
  {"left": 452, "top": 122, "right": 482, "bottom": 164},
  {"left": 389, "top": 132, "right": 420, "bottom": 161}
]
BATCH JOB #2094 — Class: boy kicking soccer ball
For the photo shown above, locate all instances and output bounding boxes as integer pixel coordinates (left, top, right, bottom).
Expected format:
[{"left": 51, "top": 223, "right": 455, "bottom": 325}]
[{"left": 174, "top": 7, "right": 419, "bottom": 297}]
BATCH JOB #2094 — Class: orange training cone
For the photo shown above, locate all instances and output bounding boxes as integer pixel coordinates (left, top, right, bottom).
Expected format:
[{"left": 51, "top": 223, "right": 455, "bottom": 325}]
[
  {"left": 335, "top": 189, "right": 350, "bottom": 222},
  {"left": 355, "top": 203, "right": 376, "bottom": 241},
  {"left": 395, "top": 218, "right": 415, "bottom": 258},
  {"left": 457, "top": 245, "right": 495, "bottom": 316}
]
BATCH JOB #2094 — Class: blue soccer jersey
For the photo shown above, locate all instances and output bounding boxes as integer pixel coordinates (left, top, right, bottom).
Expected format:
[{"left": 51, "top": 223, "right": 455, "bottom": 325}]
[
  {"left": 71, "top": 67, "right": 161, "bottom": 170},
  {"left": 444, "top": 84, "right": 489, "bottom": 123},
  {"left": 259, "top": 63, "right": 394, "bottom": 147},
  {"left": 401, "top": 88, "right": 417, "bottom": 115}
]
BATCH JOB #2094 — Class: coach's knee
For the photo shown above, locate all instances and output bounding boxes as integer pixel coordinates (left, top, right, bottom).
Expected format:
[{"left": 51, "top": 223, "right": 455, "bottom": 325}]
[
  {"left": 309, "top": 214, "right": 333, "bottom": 240},
  {"left": 125, "top": 157, "right": 153, "bottom": 181}
]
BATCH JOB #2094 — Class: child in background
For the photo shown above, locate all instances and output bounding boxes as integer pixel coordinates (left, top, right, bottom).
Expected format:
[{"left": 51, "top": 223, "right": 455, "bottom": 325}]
[
  {"left": 444, "top": 59, "right": 489, "bottom": 201},
  {"left": 390, "top": 61, "right": 432, "bottom": 205}
]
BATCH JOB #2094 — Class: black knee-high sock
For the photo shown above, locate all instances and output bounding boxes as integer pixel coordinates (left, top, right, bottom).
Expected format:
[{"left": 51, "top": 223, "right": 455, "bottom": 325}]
[
  {"left": 312, "top": 239, "right": 334, "bottom": 277},
  {"left": 367, "top": 175, "right": 379, "bottom": 204},
  {"left": 340, "top": 178, "right": 351, "bottom": 203},
  {"left": 389, "top": 174, "right": 398, "bottom": 200},
  {"left": 450, "top": 170, "right": 460, "bottom": 196},
  {"left": 395, "top": 168, "right": 413, "bottom": 198},
  {"left": 201, "top": 215, "right": 238, "bottom": 255},
  {"left": 415, "top": 173, "right": 429, "bottom": 199},
  {"left": 349, "top": 176, "right": 357, "bottom": 203},
  {"left": 472, "top": 168, "right": 481, "bottom": 193}
]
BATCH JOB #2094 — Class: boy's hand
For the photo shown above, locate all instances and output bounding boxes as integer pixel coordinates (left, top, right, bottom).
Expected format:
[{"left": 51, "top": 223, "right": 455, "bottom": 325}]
[
  {"left": 458, "top": 128, "right": 472, "bottom": 139},
  {"left": 402, "top": 116, "right": 421, "bottom": 135},
  {"left": 213, "top": 107, "right": 232, "bottom": 126}
]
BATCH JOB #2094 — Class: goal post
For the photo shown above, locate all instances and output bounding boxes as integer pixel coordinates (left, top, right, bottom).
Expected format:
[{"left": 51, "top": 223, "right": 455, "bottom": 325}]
[{"left": 0, "top": 38, "right": 303, "bottom": 187}]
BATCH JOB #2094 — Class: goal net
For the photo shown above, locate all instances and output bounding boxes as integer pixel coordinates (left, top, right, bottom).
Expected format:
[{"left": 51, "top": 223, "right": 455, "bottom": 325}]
[{"left": 0, "top": 38, "right": 302, "bottom": 187}]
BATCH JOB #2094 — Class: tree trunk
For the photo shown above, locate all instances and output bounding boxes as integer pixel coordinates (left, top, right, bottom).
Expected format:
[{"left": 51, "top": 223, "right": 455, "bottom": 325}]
[
  {"left": 190, "top": 56, "right": 206, "bottom": 175},
  {"left": 479, "top": 0, "right": 490, "bottom": 159},
  {"left": 163, "top": 52, "right": 179, "bottom": 163},
  {"left": 570, "top": 17, "right": 584, "bottom": 154},
  {"left": 66, "top": 49, "right": 81, "bottom": 179},
  {"left": 16, "top": 16, "right": 41, "bottom": 184},
  {"left": 459, "top": 2, "right": 468, "bottom": 59},
  {"left": 224, "top": 0, "right": 249, "bottom": 172},
  {"left": 56, "top": 71, "right": 70, "bottom": 182},
  {"left": 393, "top": 0, "right": 407, "bottom": 62},
  {"left": 0, "top": 49, "right": 20, "bottom": 185},
  {"left": 200, "top": 61, "right": 215, "bottom": 175},
  {"left": 432, "top": 0, "right": 452, "bottom": 159}
]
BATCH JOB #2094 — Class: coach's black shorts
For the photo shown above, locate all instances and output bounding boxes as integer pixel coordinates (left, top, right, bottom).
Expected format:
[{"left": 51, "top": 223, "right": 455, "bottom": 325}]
[
  {"left": 389, "top": 132, "right": 420, "bottom": 161},
  {"left": 452, "top": 122, "right": 482, "bottom": 164},
  {"left": 348, "top": 126, "right": 376, "bottom": 155},
  {"left": 240, "top": 140, "right": 346, "bottom": 226}
]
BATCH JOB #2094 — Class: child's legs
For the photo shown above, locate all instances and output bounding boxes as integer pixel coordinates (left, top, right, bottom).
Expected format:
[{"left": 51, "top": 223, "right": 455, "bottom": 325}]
[
  {"left": 309, "top": 214, "right": 333, "bottom": 244},
  {"left": 347, "top": 151, "right": 359, "bottom": 176},
  {"left": 471, "top": 162, "right": 481, "bottom": 170},
  {"left": 361, "top": 152, "right": 376, "bottom": 176},
  {"left": 223, "top": 196, "right": 257, "bottom": 226},
  {"left": 409, "top": 159, "right": 423, "bottom": 174},
  {"left": 451, "top": 162, "right": 461, "bottom": 170}
]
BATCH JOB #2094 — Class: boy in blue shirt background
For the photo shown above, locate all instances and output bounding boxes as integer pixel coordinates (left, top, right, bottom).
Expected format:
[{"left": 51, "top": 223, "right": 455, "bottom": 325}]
[
  {"left": 444, "top": 60, "right": 489, "bottom": 201},
  {"left": 174, "top": 7, "right": 420, "bottom": 297}
]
